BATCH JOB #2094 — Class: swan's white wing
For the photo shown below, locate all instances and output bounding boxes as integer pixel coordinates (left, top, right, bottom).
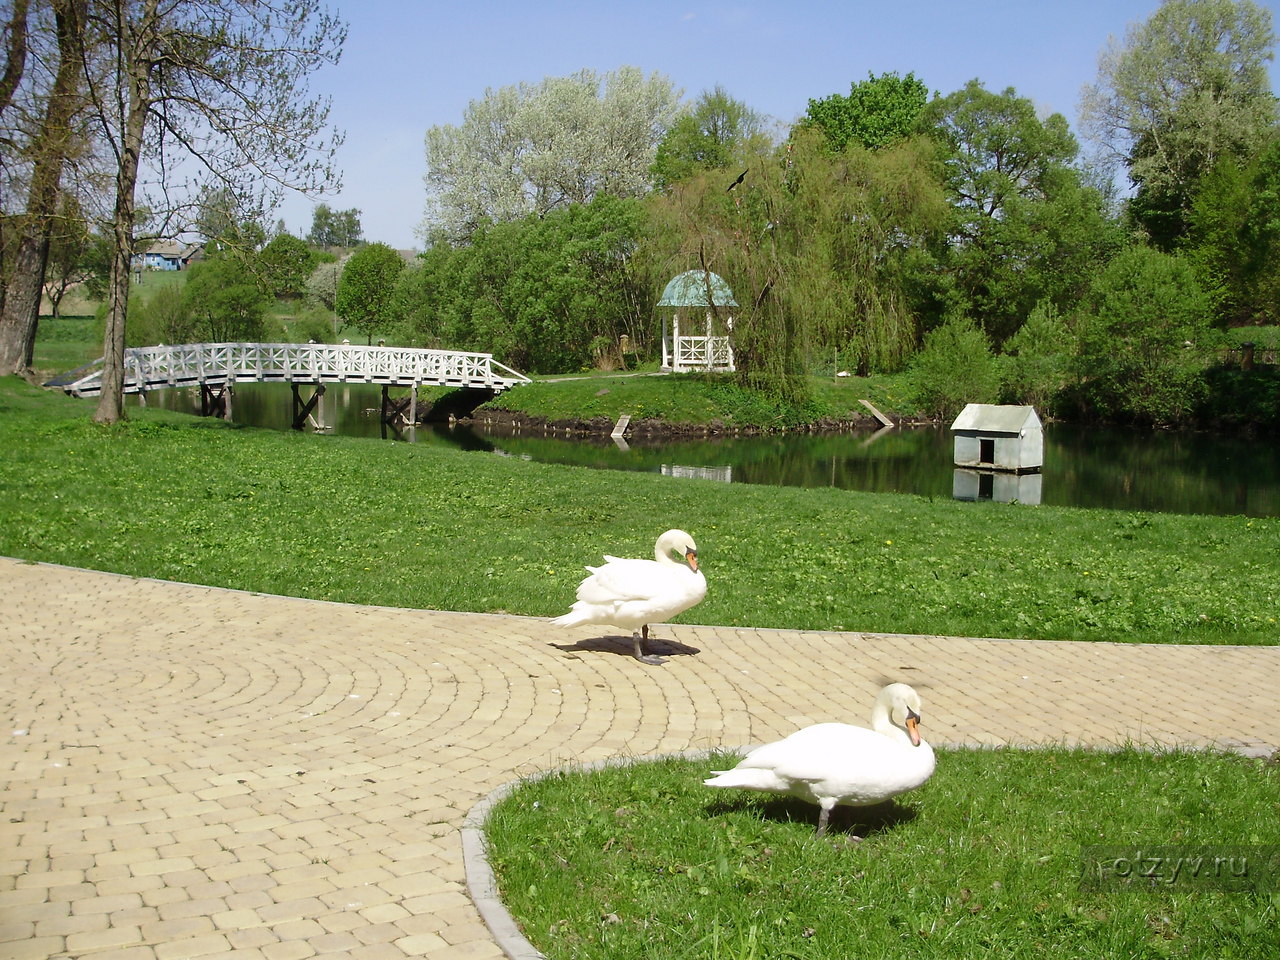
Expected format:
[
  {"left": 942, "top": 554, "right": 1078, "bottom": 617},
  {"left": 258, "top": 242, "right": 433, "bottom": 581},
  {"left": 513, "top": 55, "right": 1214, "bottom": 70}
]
[
  {"left": 738, "top": 724, "right": 896, "bottom": 783},
  {"left": 576, "top": 558, "right": 687, "bottom": 605}
]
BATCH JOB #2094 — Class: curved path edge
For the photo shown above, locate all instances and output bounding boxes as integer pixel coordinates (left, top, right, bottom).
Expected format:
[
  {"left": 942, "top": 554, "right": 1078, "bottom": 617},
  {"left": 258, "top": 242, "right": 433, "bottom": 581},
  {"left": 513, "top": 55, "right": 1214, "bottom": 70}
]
[{"left": 3, "top": 557, "right": 1279, "bottom": 960}]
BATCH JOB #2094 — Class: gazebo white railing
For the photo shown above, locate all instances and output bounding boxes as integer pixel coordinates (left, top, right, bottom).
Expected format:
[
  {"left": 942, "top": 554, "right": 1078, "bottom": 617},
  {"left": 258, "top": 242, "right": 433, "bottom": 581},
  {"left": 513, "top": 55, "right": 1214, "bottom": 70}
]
[{"left": 670, "top": 330, "right": 735, "bottom": 372}]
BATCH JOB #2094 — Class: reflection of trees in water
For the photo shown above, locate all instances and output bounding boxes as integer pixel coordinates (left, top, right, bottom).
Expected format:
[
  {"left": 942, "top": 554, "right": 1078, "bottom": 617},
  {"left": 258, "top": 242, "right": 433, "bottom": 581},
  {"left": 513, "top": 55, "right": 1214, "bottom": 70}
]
[
  {"left": 132, "top": 386, "right": 1280, "bottom": 517},
  {"left": 1047, "top": 428, "right": 1278, "bottom": 516}
]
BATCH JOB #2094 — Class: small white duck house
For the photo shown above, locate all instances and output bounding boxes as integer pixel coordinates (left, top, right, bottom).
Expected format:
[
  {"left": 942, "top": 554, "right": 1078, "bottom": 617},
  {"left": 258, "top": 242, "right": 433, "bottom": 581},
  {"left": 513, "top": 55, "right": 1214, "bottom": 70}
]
[
  {"left": 657, "top": 270, "right": 736, "bottom": 373},
  {"left": 950, "top": 404, "right": 1043, "bottom": 473}
]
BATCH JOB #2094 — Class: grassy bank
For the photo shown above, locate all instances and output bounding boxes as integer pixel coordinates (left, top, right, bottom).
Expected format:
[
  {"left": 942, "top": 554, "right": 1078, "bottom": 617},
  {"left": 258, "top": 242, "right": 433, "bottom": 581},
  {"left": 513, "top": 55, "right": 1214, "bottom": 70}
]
[
  {"left": 479, "top": 371, "right": 920, "bottom": 428},
  {"left": 1, "top": 378, "right": 1275, "bottom": 645},
  {"left": 486, "top": 750, "right": 1280, "bottom": 960}
]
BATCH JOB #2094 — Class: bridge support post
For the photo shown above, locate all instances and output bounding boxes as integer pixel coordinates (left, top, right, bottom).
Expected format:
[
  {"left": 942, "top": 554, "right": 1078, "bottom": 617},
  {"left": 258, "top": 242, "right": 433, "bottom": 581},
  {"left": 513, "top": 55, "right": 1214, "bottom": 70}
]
[
  {"left": 380, "top": 385, "right": 414, "bottom": 428},
  {"left": 291, "top": 383, "right": 326, "bottom": 431},
  {"left": 200, "top": 383, "right": 233, "bottom": 420}
]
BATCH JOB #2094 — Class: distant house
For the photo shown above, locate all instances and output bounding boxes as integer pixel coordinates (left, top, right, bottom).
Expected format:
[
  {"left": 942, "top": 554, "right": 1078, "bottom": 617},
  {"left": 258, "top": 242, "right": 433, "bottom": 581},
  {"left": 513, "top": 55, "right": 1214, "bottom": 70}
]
[{"left": 137, "top": 241, "right": 204, "bottom": 271}]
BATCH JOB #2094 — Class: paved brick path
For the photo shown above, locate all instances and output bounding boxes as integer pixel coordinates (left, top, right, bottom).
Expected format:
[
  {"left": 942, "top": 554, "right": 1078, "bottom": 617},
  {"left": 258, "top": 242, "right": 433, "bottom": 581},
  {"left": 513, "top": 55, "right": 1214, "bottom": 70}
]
[{"left": 3, "top": 557, "right": 1278, "bottom": 959}]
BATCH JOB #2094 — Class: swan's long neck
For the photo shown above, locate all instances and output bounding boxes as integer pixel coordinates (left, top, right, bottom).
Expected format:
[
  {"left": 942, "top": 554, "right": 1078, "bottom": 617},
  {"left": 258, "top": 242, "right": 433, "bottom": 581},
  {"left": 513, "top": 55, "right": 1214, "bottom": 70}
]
[
  {"left": 655, "top": 545, "right": 681, "bottom": 566},
  {"left": 871, "top": 696, "right": 918, "bottom": 747},
  {"left": 654, "top": 533, "right": 697, "bottom": 571}
]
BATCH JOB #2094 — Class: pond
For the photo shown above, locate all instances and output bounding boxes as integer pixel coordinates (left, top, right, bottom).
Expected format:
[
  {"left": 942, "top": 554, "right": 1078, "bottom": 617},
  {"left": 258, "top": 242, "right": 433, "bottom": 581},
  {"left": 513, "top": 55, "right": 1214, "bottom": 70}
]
[{"left": 136, "top": 383, "right": 1280, "bottom": 518}]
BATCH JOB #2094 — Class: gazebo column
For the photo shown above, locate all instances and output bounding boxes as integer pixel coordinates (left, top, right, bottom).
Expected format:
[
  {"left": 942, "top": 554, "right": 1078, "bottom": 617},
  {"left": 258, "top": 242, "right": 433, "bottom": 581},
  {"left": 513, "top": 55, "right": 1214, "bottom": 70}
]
[{"left": 662, "top": 314, "right": 669, "bottom": 370}]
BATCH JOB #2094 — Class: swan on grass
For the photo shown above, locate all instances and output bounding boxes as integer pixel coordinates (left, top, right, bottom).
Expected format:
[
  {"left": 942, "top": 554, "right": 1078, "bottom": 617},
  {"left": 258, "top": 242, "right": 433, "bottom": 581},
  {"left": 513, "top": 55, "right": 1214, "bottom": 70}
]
[
  {"left": 704, "top": 683, "right": 936, "bottom": 836},
  {"left": 552, "top": 529, "right": 706, "bottom": 665}
]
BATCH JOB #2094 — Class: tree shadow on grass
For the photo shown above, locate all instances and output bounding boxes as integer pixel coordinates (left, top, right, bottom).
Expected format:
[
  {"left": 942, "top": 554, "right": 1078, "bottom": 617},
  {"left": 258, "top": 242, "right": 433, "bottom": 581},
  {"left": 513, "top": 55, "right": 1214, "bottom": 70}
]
[
  {"left": 550, "top": 634, "right": 701, "bottom": 661},
  {"left": 704, "top": 794, "right": 918, "bottom": 838}
]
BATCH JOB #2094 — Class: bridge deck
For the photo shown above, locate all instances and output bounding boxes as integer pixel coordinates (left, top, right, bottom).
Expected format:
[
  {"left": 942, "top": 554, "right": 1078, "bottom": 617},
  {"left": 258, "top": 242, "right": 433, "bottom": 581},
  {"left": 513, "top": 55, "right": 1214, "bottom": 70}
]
[{"left": 46, "top": 342, "right": 531, "bottom": 397}]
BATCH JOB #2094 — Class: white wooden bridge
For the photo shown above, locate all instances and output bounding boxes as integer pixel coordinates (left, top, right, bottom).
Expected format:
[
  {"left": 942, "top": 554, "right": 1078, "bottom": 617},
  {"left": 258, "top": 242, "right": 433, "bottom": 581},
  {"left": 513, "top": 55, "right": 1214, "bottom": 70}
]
[
  {"left": 49, "top": 342, "right": 531, "bottom": 397},
  {"left": 47, "top": 342, "right": 530, "bottom": 430}
]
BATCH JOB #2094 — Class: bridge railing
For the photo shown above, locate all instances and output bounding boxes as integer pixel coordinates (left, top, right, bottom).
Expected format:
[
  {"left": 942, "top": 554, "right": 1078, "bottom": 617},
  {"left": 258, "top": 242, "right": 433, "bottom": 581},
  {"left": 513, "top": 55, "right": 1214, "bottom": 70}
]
[{"left": 50, "top": 342, "right": 531, "bottom": 397}]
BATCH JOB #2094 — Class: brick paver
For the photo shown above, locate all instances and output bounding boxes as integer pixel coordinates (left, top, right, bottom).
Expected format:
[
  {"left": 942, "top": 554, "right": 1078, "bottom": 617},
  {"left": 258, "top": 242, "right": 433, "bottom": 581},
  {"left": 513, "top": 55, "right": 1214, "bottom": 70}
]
[{"left": 3, "top": 557, "right": 1278, "bottom": 959}]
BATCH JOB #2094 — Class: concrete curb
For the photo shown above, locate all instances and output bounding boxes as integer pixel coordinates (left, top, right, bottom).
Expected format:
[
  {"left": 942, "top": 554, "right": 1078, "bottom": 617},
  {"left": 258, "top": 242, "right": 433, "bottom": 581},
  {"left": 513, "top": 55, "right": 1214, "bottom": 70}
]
[{"left": 461, "top": 739, "right": 1278, "bottom": 959}]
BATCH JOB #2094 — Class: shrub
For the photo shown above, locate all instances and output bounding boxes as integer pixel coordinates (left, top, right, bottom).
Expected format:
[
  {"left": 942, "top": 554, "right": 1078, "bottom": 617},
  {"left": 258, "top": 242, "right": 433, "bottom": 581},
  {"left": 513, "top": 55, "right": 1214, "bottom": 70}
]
[
  {"left": 1000, "top": 300, "right": 1077, "bottom": 416},
  {"left": 907, "top": 315, "right": 1002, "bottom": 420},
  {"left": 1073, "top": 246, "right": 1216, "bottom": 425},
  {"left": 124, "top": 283, "right": 197, "bottom": 346}
]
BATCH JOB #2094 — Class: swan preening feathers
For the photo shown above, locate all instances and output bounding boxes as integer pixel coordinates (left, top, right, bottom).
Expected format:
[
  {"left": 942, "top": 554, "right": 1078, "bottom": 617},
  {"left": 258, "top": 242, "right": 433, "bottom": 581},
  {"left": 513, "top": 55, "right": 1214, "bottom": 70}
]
[
  {"left": 704, "top": 683, "right": 936, "bottom": 836},
  {"left": 552, "top": 529, "right": 707, "bottom": 665}
]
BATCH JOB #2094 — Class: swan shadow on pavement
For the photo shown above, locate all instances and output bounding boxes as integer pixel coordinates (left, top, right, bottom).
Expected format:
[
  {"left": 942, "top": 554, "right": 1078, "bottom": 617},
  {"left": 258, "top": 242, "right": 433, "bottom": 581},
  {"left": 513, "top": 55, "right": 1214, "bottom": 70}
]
[{"left": 550, "top": 634, "right": 701, "bottom": 661}]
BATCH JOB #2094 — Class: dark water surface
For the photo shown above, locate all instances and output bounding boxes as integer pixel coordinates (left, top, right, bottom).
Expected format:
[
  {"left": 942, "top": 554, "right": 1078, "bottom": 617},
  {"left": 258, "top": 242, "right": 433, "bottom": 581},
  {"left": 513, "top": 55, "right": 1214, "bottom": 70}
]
[{"left": 140, "top": 383, "right": 1280, "bottom": 518}]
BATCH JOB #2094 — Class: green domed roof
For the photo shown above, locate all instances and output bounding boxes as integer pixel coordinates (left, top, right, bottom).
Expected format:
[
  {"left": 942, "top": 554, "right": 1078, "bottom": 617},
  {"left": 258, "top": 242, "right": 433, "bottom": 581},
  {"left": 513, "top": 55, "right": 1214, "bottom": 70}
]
[{"left": 657, "top": 270, "right": 738, "bottom": 307}]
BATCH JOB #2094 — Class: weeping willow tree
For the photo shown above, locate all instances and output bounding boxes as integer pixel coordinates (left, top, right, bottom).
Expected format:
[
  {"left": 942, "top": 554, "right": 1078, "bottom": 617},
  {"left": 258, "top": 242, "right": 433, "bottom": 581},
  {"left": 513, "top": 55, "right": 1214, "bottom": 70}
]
[
  {"left": 645, "top": 148, "right": 811, "bottom": 405},
  {"left": 644, "top": 129, "right": 948, "bottom": 400},
  {"left": 785, "top": 129, "right": 948, "bottom": 376}
]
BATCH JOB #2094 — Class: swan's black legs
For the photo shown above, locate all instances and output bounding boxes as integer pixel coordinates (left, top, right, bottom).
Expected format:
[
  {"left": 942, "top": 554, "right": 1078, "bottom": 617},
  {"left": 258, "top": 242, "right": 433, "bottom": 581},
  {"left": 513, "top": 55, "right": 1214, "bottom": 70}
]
[
  {"left": 816, "top": 805, "right": 831, "bottom": 837},
  {"left": 633, "top": 625, "right": 666, "bottom": 666}
]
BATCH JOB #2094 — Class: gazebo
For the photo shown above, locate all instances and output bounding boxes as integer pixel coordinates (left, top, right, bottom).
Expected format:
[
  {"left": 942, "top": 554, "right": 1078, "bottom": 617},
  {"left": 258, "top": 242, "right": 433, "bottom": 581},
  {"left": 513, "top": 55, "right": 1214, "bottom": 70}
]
[{"left": 657, "top": 270, "right": 737, "bottom": 372}]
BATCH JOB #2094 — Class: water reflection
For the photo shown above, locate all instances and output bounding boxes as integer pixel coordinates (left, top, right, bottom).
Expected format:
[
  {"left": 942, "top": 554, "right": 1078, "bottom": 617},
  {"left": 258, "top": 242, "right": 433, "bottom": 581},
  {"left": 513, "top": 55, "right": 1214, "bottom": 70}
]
[
  {"left": 134, "top": 383, "right": 1280, "bottom": 518},
  {"left": 661, "top": 464, "right": 733, "bottom": 483},
  {"left": 953, "top": 469, "right": 1043, "bottom": 505}
]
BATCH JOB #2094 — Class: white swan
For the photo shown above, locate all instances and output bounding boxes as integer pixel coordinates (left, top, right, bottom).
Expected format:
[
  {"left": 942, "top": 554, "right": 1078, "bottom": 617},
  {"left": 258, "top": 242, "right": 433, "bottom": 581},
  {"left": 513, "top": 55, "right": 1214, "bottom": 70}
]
[
  {"left": 552, "top": 529, "right": 706, "bottom": 665},
  {"left": 704, "top": 683, "right": 936, "bottom": 835}
]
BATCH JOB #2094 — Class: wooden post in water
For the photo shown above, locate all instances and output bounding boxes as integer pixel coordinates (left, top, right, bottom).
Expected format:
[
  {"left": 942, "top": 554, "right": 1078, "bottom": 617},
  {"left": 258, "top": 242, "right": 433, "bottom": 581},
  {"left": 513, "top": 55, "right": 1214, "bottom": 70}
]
[{"left": 291, "top": 383, "right": 325, "bottom": 430}]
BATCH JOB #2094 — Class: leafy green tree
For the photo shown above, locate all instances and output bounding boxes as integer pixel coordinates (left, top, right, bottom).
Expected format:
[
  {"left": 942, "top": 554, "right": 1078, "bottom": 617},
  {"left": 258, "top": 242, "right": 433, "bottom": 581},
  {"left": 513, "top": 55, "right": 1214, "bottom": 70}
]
[
  {"left": 1184, "top": 141, "right": 1280, "bottom": 325},
  {"left": 784, "top": 129, "right": 949, "bottom": 374},
  {"left": 423, "top": 67, "right": 681, "bottom": 241},
  {"left": 305, "top": 256, "right": 343, "bottom": 313},
  {"left": 646, "top": 123, "right": 951, "bottom": 396},
  {"left": 127, "top": 281, "right": 195, "bottom": 346},
  {"left": 182, "top": 255, "right": 269, "bottom": 342},
  {"left": 650, "top": 85, "right": 767, "bottom": 189},
  {"left": 394, "top": 195, "right": 652, "bottom": 373},
  {"left": 307, "top": 204, "right": 362, "bottom": 248},
  {"left": 257, "top": 233, "right": 317, "bottom": 299},
  {"left": 1000, "top": 300, "right": 1077, "bottom": 415},
  {"left": 799, "top": 71, "right": 929, "bottom": 152},
  {"left": 916, "top": 80, "right": 1110, "bottom": 342},
  {"left": 644, "top": 147, "right": 809, "bottom": 403},
  {"left": 1081, "top": 0, "right": 1278, "bottom": 248},
  {"left": 336, "top": 242, "right": 404, "bottom": 344},
  {"left": 923, "top": 79, "right": 1078, "bottom": 227},
  {"left": 1074, "top": 246, "right": 1215, "bottom": 424},
  {"left": 907, "top": 315, "right": 1002, "bottom": 420}
]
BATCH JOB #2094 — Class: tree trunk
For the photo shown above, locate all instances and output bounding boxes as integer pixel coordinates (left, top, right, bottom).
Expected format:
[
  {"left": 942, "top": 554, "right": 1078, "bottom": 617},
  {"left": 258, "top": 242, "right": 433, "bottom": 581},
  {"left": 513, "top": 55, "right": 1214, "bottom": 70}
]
[
  {"left": 94, "top": 4, "right": 154, "bottom": 424},
  {"left": 0, "top": 0, "right": 84, "bottom": 377},
  {"left": 0, "top": 237, "right": 50, "bottom": 373},
  {"left": 0, "top": 0, "right": 29, "bottom": 118}
]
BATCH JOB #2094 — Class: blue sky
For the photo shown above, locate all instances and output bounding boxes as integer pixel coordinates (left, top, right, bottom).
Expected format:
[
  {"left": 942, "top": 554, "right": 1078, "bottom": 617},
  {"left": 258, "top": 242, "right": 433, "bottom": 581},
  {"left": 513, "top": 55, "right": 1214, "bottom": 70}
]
[{"left": 277, "top": 0, "right": 1280, "bottom": 250}]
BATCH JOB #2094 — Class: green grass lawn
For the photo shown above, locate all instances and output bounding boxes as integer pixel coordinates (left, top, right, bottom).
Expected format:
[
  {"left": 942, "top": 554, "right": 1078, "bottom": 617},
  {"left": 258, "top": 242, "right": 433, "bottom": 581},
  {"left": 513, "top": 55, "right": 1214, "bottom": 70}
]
[
  {"left": 31, "top": 316, "right": 101, "bottom": 377},
  {"left": 484, "top": 749, "right": 1280, "bottom": 959},
  {"left": 1, "top": 377, "right": 1276, "bottom": 645},
  {"left": 481, "top": 371, "right": 921, "bottom": 428}
]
